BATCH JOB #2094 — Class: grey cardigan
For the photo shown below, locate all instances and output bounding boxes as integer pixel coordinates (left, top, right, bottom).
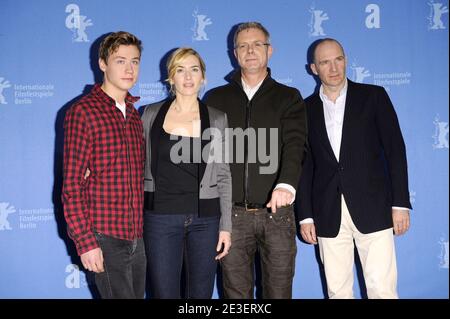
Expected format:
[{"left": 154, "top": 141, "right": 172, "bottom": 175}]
[{"left": 141, "top": 99, "right": 232, "bottom": 233}]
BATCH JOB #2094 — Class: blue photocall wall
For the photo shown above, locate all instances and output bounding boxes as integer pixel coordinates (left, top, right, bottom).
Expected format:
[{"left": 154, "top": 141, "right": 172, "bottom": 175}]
[{"left": 0, "top": 0, "right": 448, "bottom": 298}]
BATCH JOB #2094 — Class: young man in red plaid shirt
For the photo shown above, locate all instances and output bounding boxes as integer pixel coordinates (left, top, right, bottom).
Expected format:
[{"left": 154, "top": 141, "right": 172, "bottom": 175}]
[{"left": 62, "top": 31, "right": 146, "bottom": 298}]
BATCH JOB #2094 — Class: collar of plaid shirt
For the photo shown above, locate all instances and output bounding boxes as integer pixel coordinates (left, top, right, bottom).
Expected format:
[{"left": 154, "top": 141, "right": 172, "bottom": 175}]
[{"left": 91, "top": 83, "right": 140, "bottom": 107}]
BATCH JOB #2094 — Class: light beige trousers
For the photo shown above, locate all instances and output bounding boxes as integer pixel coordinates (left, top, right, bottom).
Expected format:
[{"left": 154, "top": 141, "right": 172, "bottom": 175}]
[{"left": 318, "top": 195, "right": 398, "bottom": 299}]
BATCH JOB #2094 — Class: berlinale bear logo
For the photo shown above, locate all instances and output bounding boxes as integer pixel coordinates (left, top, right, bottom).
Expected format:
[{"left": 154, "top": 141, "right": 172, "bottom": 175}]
[
  {"left": 428, "top": 1, "right": 448, "bottom": 30},
  {"left": 433, "top": 116, "right": 449, "bottom": 149},
  {"left": 351, "top": 63, "right": 371, "bottom": 84},
  {"left": 65, "top": 4, "right": 93, "bottom": 42},
  {"left": 309, "top": 5, "right": 329, "bottom": 36},
  {"left": 0, "top": 202, "right": 15, "bottom": 231},
  {"left": 192, "top": 10, "right": 212, "bottom": 41},
  {"left": 0, "top": 77, "right": 11, "bottom": 105},
  {"left": 439, "top": 237, "right": 449, "bottom": 269}
]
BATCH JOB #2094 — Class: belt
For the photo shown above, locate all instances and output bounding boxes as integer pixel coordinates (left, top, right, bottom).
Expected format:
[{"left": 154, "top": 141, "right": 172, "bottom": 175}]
[{"left": 234, "top": 202, "right": 266, "bottom": 211}]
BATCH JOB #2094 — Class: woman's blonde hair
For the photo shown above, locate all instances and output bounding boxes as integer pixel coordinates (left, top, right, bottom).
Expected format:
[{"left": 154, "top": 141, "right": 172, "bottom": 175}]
[{"left": 166, "top": 48, "right": 206, "bottom": 94}]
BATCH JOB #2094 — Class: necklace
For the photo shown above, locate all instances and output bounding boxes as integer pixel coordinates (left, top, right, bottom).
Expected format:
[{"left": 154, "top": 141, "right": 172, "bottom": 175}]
[
  {"left": 172, "top": 100, "right": 200, "bottom": 122},
  {"left": 172, "top": 100, "right": 198, "bottom": 112}
]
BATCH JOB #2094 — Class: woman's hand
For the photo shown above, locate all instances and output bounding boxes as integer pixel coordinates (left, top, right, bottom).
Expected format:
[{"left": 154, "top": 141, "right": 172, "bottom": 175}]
[{"left": 215, "top": 231, "right": 231, "bottom": 260}]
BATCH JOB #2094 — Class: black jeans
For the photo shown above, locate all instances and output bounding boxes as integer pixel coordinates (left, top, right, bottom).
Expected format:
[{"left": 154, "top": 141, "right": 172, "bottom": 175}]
[
  {"left": 221, "top": 205, "right": 297, "bottom": 299},
  {"left": 144, "top": 212, "right": 220, "bottom": 299},
  {"left": 94, "top": 232, "right": 146, "bottom": 299}
]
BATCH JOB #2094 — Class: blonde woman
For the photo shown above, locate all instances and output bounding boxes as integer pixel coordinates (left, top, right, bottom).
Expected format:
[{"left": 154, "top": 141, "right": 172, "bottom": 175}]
[{"left": 141, "top": 48, "right": 231, "bottom": 298}]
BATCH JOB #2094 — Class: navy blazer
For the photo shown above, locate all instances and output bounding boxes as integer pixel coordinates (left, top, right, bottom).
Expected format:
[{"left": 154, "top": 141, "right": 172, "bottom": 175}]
[{"left": 297, "top": 80, "right": 411, "bottom": 237}]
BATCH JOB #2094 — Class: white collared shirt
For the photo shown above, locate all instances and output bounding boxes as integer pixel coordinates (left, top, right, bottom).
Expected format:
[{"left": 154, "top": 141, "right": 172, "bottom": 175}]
[
  {"left": 242, "top": 78, "right": 264, "bottom": 101},
  {"left": 319, "top": 80, "right": 348, "bottom": 162}
]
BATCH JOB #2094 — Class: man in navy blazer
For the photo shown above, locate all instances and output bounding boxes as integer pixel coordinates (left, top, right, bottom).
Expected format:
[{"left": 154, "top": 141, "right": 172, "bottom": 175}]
[{"left": 297, "top": 38, "right": 412, "bottom": 299}]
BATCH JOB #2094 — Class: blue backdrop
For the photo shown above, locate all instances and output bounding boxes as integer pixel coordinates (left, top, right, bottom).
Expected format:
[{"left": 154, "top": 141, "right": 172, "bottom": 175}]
[{"left": 0, "top": 0, "right": 448, "bottom": 299}]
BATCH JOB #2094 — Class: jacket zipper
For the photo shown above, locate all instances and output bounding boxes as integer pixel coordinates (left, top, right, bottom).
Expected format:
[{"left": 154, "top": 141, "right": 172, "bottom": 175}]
[{"left": 244, "top": 99, "right": 251, "bottom": 205}]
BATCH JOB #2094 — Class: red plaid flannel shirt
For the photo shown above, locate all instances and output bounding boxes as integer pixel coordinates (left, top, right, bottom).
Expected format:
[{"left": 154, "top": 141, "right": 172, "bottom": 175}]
[{"left": 62, "top": 84, "right": 145, "bottom": 255}]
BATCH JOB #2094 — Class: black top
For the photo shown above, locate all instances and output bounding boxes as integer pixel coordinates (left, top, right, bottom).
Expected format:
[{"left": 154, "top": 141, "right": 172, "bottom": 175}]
[
  {"left": 153, "top": 130, "right": 199, "bottom": 214},
  {"left": 144, "top": 98, "right": 221, "bottom": 217}
]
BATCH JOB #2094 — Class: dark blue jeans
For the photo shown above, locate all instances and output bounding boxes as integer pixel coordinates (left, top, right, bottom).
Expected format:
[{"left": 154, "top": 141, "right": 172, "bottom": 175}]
[
  {"left": 144, "top": 212, "right": 220, "bottom": 299},
  {"left": 94, "top": 232, "right": 146, "bottom": 299}
]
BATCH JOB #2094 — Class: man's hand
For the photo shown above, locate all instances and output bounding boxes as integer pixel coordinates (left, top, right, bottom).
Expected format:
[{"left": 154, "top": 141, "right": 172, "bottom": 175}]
[
  {"left": 80, "top": 247, "right": 104, "bottom": 273},
  {"left": 392, "top": 209, "right": 410, "bottom": 235},
  {"left": 300, "top": 223, "right": 317, "bottom": 244},
  {"left": 216, "top": 231, "right": 231, "bottom": 260},
  {"left": 266, "top": 188, "right": 293, "bottom": 213}
]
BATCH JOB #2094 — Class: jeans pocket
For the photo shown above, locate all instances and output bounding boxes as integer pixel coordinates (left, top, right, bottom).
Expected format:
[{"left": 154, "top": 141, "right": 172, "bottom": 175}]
[
  {"left": 268, "top": 212, "right": 296, "bottom": 241},
  {"left": 270, "top": 214, "right": 294, "bottom": 228}
]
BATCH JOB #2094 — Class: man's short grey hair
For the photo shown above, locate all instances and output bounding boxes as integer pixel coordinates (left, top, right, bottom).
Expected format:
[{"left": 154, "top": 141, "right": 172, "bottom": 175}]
[{"left": 233, "top": 22, "right": 270, "bottom": 48}]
